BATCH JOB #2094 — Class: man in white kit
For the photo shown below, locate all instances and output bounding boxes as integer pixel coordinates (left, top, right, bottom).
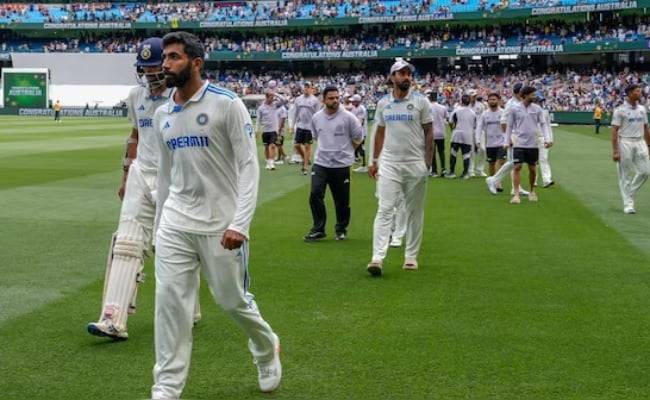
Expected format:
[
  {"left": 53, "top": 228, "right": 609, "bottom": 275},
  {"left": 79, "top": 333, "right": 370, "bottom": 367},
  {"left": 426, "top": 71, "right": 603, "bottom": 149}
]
[
  {"left": 351, "top": 94, "right": 369, "bottom": 173},
  {"left": 87, "top": 37, "right": 181, "bottom": 341},
  {"left": 468, "top": 90, "right": 487, "bottom": 177},
  {"left": 256, "top": 89, "right": 287, "bottom": 170},
  {"left": 366, "top": 59, "right": 433, "bottom": 276},
  {"left": 611, "top": 84, "right": 650, "bottom": 214},
  {"left": 507, "top": 86, "right": 553, "bottom": 204},
  {"left": 152, "top": 32, "right": 281, "bottom": 399},
  {"left": 536, "top": 95, "right": 555, "bottom": 188},
  {"left": 291, "top": 82, "right": 321, "bottom": 175},
  {"left": 447, "top": 94, "right": 477, "bottom": 179}
]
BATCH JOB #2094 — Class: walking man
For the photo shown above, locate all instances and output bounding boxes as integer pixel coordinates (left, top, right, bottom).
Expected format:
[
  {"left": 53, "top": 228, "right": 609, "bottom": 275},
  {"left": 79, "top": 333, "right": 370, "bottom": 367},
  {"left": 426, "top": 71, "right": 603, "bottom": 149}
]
[
  {"left": 366, "top": 59, "right": 433, "bottom": 276},
  {"left": 256, "top": 89, "right": 287, "bottom": 170},
  {"left": 447, "top": 94, "right": 477, "bottom": 179},
  {"left": 428, "top": 91, "right": 448, "bottom": 177},
  {"left": 611, "top": 84, "right": 650, "bottom": 214},
  {"left": 291, "top": 82, "right": 321, "bottom": 175},
  {"left": 476, "top": 92, "right": 506, "bottom": 182},
  {"left": 303, "top": 86, "right": 363, "bottom": 242},
  {"left": 507, "top": 86, "right": 553, "bottom": 204},
  {"left": 152, "top": 32, "right": 281, "bottom": 399}
]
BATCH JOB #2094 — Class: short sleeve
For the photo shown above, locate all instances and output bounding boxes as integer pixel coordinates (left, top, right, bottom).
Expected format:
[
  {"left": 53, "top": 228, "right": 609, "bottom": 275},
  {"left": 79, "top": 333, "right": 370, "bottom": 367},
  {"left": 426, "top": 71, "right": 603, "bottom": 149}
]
[
  {"left": 611, "top": 109, "right": 622, "bottom": 127},
  {"left": 420, "top": 96, "right": 433, "bottom": 125},
  {"left": 375, "top": 100, "right": 386, "bottom": 127}
]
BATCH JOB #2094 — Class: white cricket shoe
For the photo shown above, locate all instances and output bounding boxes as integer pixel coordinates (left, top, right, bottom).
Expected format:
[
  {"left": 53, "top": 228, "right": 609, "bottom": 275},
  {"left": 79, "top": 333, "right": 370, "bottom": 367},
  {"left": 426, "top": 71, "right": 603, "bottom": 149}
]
[
  {"left": 403, "top": 259, "right": 418, "bottom": 271},
  {"left": 528, "top": 192, "right": 538, "bottom": 202},
  {"left": 486, "top": 177, "right": 498, "bottom": 195},
  {"left": 446, "top": 173, "right": 457, "bottom": 179},
  {"left": 476, "top": 171, "right": 488, "bottom": 177},
  {"left": 389, "top": 236, "right": 402, "bottom": 248},
  {"left": 257, "top": 333, "right": 282, "bottom": 393},
  {"left": 274, "top": 159, "right": 284, "bottom": 165},
  {"left": 86, "top": 320, "right": 128, "bottom": 341},
  {"left": 353, "top": 166, "right": 368, "bottom": 173},
  {"left": 264, "top": 164, "right": 272, "bottom": 170},
  {"left": 624, "top": 206, "right": 636, "bottom": 214},
  {"left": 510, "top": 195, "right": 521, "bottom": 204}
]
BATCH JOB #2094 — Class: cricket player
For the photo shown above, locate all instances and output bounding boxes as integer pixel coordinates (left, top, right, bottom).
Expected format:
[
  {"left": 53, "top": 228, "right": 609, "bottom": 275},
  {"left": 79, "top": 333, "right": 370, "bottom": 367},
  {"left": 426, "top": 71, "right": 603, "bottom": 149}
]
[
  {"left": 447, "top": 94, "right": 477, "bottom": 179},
  {"left": 351, "top": 94, "right": 369, "bottom": 173},
  {"left": 367, "top": 59, "right": 433, "bottom": 276},
  {"left": 611, "top": 84, "right": 650, "bottom": 214},
  {"left": 537, "top": 95, "right": 554, "bottom": 188},
  {"left": 152, "top": 32, "right": 281, "bottom": 399},
  {"left": 87, "top": 37, "right": 181, "bottom": 341},
  {"left": 476, "top": 93, "right": 505, "bottom": 181},
  {"left": 53, "top": 100, "right": 62, "bottom": 122},
  {"left": 275, "top": 103, "right": 288, "bottom": 164},
  {"left": 291, "top": 82, "right": 321, "bottom": 175},
  {"left": 486, "top": 83, "right": 530, "bottom": 196},
  {"left": 507, "top": 86, "right": 553, "bottom": 204},
  {"left": 468, "top": 90, "right": 487, "bottom": 177},
  {"left": 428, "top": 91, "right": 448, "bottom": 177},
  {"left": 256, "top": 89, "right": 287, "bottom": 170}
]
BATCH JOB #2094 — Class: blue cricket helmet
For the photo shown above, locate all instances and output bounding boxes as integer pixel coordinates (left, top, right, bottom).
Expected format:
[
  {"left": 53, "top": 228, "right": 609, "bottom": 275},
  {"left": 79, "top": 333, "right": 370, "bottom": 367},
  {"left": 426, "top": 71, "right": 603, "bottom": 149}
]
[{"left": 136, "top": 37, "right": 163, "bottom": 67}]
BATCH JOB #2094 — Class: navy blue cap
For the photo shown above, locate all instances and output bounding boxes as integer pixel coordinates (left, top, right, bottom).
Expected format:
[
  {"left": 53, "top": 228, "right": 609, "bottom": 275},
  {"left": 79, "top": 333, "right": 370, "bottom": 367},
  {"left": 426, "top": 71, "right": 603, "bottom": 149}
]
[{"left": 135, "top": 37, "right": 163, "bottom": 67}]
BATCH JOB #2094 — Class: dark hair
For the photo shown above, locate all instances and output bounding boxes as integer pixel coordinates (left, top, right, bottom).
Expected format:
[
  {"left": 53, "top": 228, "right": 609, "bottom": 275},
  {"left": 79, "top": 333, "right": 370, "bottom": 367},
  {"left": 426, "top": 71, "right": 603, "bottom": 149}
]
[
  {"left": 322, "top": 86, "right": 339, "bottom": 98},
  {"left": 520, "top": 86, "right": 536, "bottom": 97},
  {"left": 625, "top": 84, "right": 640, "bottom": 96},
  {"left": 513, "top": 82, "right": 523, "bottom": 94},
  {"left": 428, "top": 92, "right": 438, "bottom": 101},
  {"left": 162, "top": 31, "right": 205, "bottom": 60},
  {"left": 461, "top": 95, "right": 470, "bottom": 106},
  {"left": 488, "top": 92, "right": 500, "bottom": 99}
]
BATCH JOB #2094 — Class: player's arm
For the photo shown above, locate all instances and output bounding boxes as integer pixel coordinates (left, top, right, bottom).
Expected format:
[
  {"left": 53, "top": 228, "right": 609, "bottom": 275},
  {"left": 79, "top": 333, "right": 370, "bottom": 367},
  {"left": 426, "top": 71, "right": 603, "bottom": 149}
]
[
  {"left": 448, "top": 111, "right": 456, "bottom": 130},
  {"left": 350, "top": 113, "right": 363, "bottom": 149},
  {"left": 505, "top": 109, "right": 514, "bottom": 147},
  {"left": 475, "top": 113, "right": 483, "bottom": 147},
  {"left": 423, "top": 122, "right": 433, "bottom": 170},
  {"left": 154, "top": 114, "right": 171, "bottom": 234},
  {"left": 539, "top": 110, "right": 553, "bottom": 148},
  {"left": 369, "top": 124, "right": 385, "bottom": 180},
  {"left": 278, "top": 114, "right": 286, "bottom": 136},
  {"left": 222, "top": 98, "right": 259, "bottom": 249},
  {"left": 611, "top": 109, "right": 621, "bottom": 162},
  {"left": 644, "top": 110, "right": 650, "bottom": 149},
  {"left": 118, "top": 127, "right": 138, "bottom": 200}
]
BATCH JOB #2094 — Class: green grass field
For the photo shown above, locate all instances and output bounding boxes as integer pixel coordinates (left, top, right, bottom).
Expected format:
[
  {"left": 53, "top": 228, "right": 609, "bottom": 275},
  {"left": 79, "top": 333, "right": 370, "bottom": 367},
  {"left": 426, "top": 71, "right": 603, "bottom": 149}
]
[{"left": 1, "top": 116, "right": 649, "bottom": 400}]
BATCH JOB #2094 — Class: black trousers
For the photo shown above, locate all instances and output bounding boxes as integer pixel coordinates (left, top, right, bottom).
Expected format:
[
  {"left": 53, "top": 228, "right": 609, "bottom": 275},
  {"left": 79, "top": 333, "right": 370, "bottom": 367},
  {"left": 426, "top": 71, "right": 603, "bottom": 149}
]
[
  {"left": 431, "top": 138, "right": 445, "bottom": 174},
  {"left": 594, "top": 118, "right": 601, "bottom": 134},
  {"left": 309, "top": 164, "right": 351, "bottom": 235}
]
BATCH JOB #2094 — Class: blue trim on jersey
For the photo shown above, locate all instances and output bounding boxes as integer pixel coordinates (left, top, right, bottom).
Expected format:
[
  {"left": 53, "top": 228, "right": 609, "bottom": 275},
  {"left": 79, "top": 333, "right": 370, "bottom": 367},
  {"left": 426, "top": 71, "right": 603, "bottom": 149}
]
[{"left": 206, "top": 85, "right": 236, "bottom": 100}]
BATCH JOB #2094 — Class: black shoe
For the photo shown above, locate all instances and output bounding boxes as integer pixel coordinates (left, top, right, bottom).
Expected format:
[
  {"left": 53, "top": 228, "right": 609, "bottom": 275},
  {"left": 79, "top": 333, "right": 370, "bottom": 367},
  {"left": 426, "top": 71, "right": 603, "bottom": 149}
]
[
  {"left": 304, "top": 231, "right": 326, "bottom": 242},
  {"left": 496, "top": 187, "right": 504, "bottom": 193},
  {"left": 335, "top": 232, "right": 347, "bottom": 241},
  {"left": 543, "top": 181, "right": 555, "bottom": 188}
]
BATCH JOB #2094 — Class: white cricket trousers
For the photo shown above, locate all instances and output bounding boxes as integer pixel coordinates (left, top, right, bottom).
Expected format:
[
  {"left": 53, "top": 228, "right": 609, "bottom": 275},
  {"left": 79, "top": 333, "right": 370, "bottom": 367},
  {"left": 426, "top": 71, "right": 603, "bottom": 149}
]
[
  {"left": 617, "top": 138, "right": 650, "bottom": 209},
  {"left": 469, "top": 142, "right": 486, "bottom": 175},
  {"left": 372, "top": 161, "right": 428, "bottom": 261},
  {"left": 537, "top": 143, "right": 552, "bottom": 186},
  {"left": 152, "top": 227, "right": 276, "bottom": 400},
  {"left": 491, "top": 147, "right": 515, "bottom": 184}
]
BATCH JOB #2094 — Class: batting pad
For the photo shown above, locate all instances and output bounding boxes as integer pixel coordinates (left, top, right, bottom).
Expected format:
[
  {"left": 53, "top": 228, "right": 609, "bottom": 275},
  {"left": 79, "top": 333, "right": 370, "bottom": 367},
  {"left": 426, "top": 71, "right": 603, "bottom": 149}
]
[{"left": 102, "top": 219, "right": 146, "bottom": 332}]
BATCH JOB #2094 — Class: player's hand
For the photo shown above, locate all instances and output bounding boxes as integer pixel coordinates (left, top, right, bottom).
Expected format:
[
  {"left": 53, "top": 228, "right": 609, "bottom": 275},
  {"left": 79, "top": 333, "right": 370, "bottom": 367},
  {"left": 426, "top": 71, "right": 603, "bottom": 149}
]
[
  {"left": 545, "top": 141, "right": 553, "bottom": 149},
  {"left": 613, "top": 150, "right": 620, "bottom": 162},
  {"left": 221, "top": 229, "right": 246, "bottom": 250},
  {"left": 368, "top": 164, "right": 379, "bottom": 180},
  {"left": 118, "top": 184, "right": 126, "bottom": 201}
]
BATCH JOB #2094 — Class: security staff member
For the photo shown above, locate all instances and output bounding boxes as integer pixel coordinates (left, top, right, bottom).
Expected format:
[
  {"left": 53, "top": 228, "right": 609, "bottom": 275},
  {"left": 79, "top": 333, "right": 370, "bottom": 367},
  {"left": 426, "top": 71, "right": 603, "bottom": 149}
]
[{"left": 304, "top": 86, "right": 363, "bottom": 242}]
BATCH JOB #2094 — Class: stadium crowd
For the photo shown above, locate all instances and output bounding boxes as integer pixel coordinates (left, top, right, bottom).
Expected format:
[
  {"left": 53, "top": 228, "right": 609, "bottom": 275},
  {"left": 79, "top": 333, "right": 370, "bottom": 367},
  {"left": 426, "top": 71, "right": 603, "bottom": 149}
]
[
  {"left": 211, "top": 68, "right": 650, "bottom": 112},
  {"left": 1, "top": 16, "right": 648, "bottom": 54},
  {"left": 0, "top": 0, "right": 615, "bottom": 24}
]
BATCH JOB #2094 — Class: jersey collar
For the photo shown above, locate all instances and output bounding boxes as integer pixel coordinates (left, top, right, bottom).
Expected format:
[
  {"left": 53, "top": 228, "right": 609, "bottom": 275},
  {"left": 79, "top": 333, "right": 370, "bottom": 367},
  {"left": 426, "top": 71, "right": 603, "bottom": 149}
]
[
  {"left": 389, "top": 89, "right": 413, "bottom": 103},
  {"left": 165, "top": 81, "right": 210, "bottom": 114}
]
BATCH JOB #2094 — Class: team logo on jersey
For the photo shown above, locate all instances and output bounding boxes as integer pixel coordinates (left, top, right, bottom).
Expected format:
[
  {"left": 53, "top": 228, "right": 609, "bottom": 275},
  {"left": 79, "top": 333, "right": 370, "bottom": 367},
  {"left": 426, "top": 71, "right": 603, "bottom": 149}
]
[
  {"left": 196, "top": 113, "right": 209, "bottom": 126},
  {"left": 140, "top": 46, "right": 152, "bottom": 60},
  {"left": 407, "top": 104, "right": 414, "bottom": 110},
  {"left": 245, "top": 123, "right": 253, "bottom": 137},
  {"left": 138, "top": 104, "right": 145, "bottom": 111},
  {"left": 163, "top": 121, "right": 171, "bottom": 130}
]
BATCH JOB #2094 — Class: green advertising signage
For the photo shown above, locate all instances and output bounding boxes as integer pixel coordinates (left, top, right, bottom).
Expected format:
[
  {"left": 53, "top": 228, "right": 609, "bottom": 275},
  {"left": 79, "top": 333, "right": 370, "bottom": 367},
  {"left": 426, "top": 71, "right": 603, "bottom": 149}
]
[{"left": 2, "top": 68, "right": 49, "bottom": 108}]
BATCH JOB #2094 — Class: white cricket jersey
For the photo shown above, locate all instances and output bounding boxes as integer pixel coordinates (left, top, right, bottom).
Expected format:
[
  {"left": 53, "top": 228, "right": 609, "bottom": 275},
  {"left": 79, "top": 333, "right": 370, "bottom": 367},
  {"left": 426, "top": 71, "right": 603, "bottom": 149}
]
[
  {"left": 470, "top": 101, "right": 485, "bottom": 118},
  {"left": 611, "top": 101, "right": 648, "bottom": 139},
  {"left": 501, "top": 97, "right": 521, "bottom": 125},
  {"left": 154, "top": 82, "right": 259, "bottom": 238},
  {"left": 539, "top": 109, "right": 554, "bottom": 142},
  {"left": 277, "top": 105, "right": 288, "bottom": 134},
  {"left": 506, "top": 102, "right": 550, "bottom": 148},
  {"left": 430, "top": 102, "right": 448, "bottom": 139},
  {"left": 293, "top": 94, "right": 321, "bottom": 130},
  {"left": 449, "top": 106, "right": 477, "bottom": 145},
  {"left": 476, "top": 108, "right": 504, "bottom": 148},
  {"left": 126, "top": 85, "right": 173, "bottom": 175},
  {"left": 351, "top": 104, "right": 368, "bottom": 137},
  {"left": 374, "top": 90, "right": 433, "bottom": 163}
]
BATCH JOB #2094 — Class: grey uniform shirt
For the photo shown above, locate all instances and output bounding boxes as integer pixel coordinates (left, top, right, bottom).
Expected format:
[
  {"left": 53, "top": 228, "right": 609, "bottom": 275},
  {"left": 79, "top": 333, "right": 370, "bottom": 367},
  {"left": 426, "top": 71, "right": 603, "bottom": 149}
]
[
  {"left": 293, "top": 94, "right": 321, "bottom": 131},
  {"left": 450, "top": 106, "right": 477, "bottom": 145},
  {"left": 476, "top": 108, "right": 504, "bottom": 148},
  {"left": 506, "top": 102, "right": 550, "bottom": 148},
  {"left": 430, "top": 102, "right": 448, "bottom": 140},
  {"left": 612, "top": 101, "right": 648, "bottom": 139},
  {"left": 311, "top": 106, "right": 363, "bottom": 168},
  {"left": 351, "top": 104, "right": 368, "bottom": 138},
  {"left": 256, "top": 102, "right": 281, "bottom": 133}
]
